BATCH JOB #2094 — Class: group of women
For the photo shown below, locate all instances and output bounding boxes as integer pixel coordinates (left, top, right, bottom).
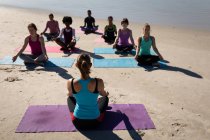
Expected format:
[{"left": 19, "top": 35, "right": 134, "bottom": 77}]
[{"left": 12, "top": 10, "right": 164, "bottom": 130}]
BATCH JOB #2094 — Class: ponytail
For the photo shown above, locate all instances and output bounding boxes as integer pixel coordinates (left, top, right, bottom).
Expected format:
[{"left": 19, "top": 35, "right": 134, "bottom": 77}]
[{"left": 77, "top": 54, "right": 91, "bottom": 79}]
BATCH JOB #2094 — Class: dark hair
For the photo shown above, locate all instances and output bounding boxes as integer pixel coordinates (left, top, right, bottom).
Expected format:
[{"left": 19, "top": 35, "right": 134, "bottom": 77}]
[
  {"left": 121, "top": 18, "right": 129, "bottom": 25},
  {"left": 77, "top": 54, "right": 91, "bottom": 79},
  {"left": 62, "top": 16, "right": 72, "bottom": 24},
  {"left": 49, "top": 13, "right": 54, "bottom": 17},
  {"left": 144, "top": 23, "right": 150, "bottom": 29},
  {"left": 87, "top": 10, "right": 91, "bottom": 13},
  {"left": 108, "top": 16, "right": 113, "bottom": 20},
  {"left": 28, "top": 23, "right": 37, "bottom": 31}
]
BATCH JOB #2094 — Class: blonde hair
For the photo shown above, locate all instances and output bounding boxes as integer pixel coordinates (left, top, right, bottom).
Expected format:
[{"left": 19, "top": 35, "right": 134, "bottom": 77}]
[{"left": 143, "top": 23, "right": 151, "bottom": 36}]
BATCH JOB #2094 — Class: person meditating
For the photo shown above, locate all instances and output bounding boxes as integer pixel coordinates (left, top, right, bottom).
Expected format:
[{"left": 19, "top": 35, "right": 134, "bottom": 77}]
[
  {"left": 113, "top": 18, "right": 136, "bottom": 53},
  {"left": 135, "top": 23, "right": 164, "bottom": 66},
  {"left": 12, "top": 23, "right": 48, "bottom": 66},
  {"left": 80, "top": 10, "right": 99, "bottom": 34},
  {"left": 102, "top": 16, "right": 117, "bottom": 44},
  {"left": 67, "top": 54, "right": 109, "bottom": 130},
  {"left": 41, "top": 13, "right": 60, "bottom": 41},
  {"left": 54, "top": 16, "right": 76, "bottom": 51}
]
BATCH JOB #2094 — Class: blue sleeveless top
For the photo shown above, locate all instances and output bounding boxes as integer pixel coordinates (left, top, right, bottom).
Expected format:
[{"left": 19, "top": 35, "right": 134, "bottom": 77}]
[
  {"left": 139, "top": 36, "right": 153, "bottom": 56},
  {"left": 73, "top": 78, "right": 100, "bottom": 119}
]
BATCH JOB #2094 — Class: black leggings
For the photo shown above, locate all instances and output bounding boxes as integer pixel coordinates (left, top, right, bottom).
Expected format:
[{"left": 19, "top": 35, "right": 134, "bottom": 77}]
[
  {"left": 55, "top": 38, "right": 76, "bottom": 50},
  {"left": 116, "top": 45, "right": 134, "bottom": 52},
  {"left": 102, "top": 35, "right": 116, "bottom": 43},
  {"left": 136, "top": 55, "right": 160, "bottom": 65},
  {"left": 43, "top": 33, "right": 59, "bottom": 41},
  {"left": 67, "top": 96, "right": 109, "bottom": 130}
]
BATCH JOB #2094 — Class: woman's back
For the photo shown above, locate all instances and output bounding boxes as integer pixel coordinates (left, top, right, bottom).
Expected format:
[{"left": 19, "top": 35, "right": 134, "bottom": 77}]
[{"left": 72, "top": 78, "right": 100, "bottom": 119}]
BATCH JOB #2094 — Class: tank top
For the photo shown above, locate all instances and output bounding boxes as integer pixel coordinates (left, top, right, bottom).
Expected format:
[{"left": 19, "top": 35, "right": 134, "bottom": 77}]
[
  {"left": 118, "top": 29, "right": 130, "bottom": 46},
  {"left": 139, "top": 36, "right": 153, "bottom": 55},
  {"left": 28, "top": 35, "right": 42, "bottom": 56},
  {"left": 72, "top": 78, "right": 100, "bottom": 119},
  {"left": 105, "top": 24, "right": 116, "bottom": 38},
  {"left": 63, "top": 27, "right": 73, "bottom": 45}
]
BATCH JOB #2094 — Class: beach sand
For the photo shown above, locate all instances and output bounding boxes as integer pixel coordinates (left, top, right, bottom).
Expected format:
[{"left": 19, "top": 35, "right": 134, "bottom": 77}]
[{"left": 0, "top": 6, "right": 210, "bottom": 140}]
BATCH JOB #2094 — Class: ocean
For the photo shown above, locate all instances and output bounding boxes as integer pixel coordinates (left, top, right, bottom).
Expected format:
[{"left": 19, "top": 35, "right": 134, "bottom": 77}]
[{"left": 0, "top": 0, "right": 210, "bottom": 29}]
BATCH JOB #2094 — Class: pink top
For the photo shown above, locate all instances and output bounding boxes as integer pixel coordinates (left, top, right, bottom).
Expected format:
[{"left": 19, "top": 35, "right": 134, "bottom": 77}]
[
  {"left": 47, "top": 20, "right": 59, "bottom": 33},
  {"left": 28, "top": 35, "right": 43, "bottom": 56}
]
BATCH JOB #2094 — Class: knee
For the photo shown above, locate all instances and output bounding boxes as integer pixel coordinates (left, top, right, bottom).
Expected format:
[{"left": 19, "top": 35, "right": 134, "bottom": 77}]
[{"left": 19, "top": 53, "right": 25, "bottom": 58}]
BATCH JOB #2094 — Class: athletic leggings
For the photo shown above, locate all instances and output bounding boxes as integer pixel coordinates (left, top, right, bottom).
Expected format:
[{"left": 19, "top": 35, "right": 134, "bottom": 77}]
[
  {"left": 19, "top": 53, "right": 46, "bottom": 63},
  {"left": 67, "top": 96, "right": 109, "bottom": 130},
  {"left": 103, "top": 35, "right": 116, "bottom": 43},
  {"left": 43, "top": 33, "right": 59, "bottom": 41},
  {"left": 55, "top": 38, "right": 76, "bottom": 50},
  {"left": 115, "top": 45, "right": 134, "bottom": 52},
  {"left": 136, "top": 55, "right": 160, "bottom": 65}
]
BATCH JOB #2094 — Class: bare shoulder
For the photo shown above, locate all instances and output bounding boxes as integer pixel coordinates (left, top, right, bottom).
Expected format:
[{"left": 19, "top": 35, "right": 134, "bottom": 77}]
[
  {"left": 128, "top": 28, "right": 132, "bottom": 32},
  {"left": 25, "top": 36, "right": 29, "bottom": 41},
  {"left": 39, "top": 36, "right": 44, "bottom": 41},
  {"left": 96, "top": 78, "right": 104, "bottom": 88},
  {"left": 150, "top": 36, "right": 155, "bottom": 40}
]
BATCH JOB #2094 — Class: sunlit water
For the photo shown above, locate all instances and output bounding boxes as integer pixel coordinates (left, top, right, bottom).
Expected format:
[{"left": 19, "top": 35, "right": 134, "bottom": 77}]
[{"left": 1, "top": 0, "right": 210, "bottom": 30}]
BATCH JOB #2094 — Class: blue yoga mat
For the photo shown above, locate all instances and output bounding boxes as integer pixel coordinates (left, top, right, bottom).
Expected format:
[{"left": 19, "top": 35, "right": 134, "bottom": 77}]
[
  {"left": 94, "top": 58, "right": 167, "bottom": 68},
  {"left": 94, "top": 48, "right": 156, "bottom": 55},
  {"left": 0, "top": 56, "right": 75, "bottom": 68},
  {"left": 94, "top": 58, "right": 138, "bottom": 68}
]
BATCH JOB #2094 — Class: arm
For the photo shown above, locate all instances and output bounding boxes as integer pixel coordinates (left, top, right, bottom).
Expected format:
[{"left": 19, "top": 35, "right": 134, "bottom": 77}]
[
  {"left": 67, "top": 79, "right": 73, "bottom": 97},
  {"left": 41, "top": 22, "right": 48, "bottom": 35},
  {"left": 72, "top": 28, "right": 76, "bottom": 42},
  {"left": 59, "top": 28, "right": 64, "bottom": 39},
  {"left": 98, "top": 78, "right": 109, "bottom": 97},
  {"left": 114, "top": 25, "right": 117, "bottom": 35},
  {"left": 129, "top": 30, "right": 135, "bottom": 46},
  {"left": 12, "top": 37, "right": 29, "bottom": 62},
  {"left": 151, "top": 37, "right": 163, "bottom": 60},
  {"left": 114, "top": 29, "right": 120, "bottom": 45},
  {"left": 92, "top": 17, "right": 97, "bottom": 27},
  {"left": 103, "top": 26, "right": 107, "bottom": 36},
  {"left": 80, "top": 18, "right": 87, "bottom": 28},
  {"left": 57, "top": 21, "right": 60, "bottom": 35},
  {"left": 39, "top": 36, "right": 48, "bottom": 60},
  {"left": 135, "top": 37, "right": 141, "bottom": 60}
]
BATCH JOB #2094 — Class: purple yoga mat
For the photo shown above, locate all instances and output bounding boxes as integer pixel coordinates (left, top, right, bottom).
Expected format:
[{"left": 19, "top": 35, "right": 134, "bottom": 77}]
[{"left": 16, "top": 104, "right": 155, "bottom": 133}]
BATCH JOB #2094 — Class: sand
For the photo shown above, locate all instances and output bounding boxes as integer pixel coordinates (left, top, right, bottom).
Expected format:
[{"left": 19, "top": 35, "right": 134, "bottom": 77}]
[{"left": 0, "top": 6, "right": 210, "bottom": 140}]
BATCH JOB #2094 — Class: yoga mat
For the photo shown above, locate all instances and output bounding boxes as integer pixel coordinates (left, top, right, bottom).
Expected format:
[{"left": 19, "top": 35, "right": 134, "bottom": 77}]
[
  {"left": 94, "top": 48, "right": 156, "bottom": 55},
  {"left": 94, "top": 48, "right": 136, "bottom": 55},
  {"left": 0, "top": 56, "right": 75, "bottom": 68},
  {"left": 15, "top": 46, "right": 80, "bottom": 53},
  {"left": 93, "top": 58, "right": 167, "bottom": 68},
  {"left": 94, "top": 58, "right": 138, "bottom": 68},
  {"left": 16, "top": 104, "right": 155, "bottom": 132}
]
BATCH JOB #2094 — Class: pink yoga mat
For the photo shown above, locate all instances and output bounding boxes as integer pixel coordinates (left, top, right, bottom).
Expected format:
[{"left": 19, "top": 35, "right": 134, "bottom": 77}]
[
  {"left": 16, "top": 104, "right": 155, "bottom": 133},
  {"left": 15, "top": 46, "right": 80, "bottom": 53}
]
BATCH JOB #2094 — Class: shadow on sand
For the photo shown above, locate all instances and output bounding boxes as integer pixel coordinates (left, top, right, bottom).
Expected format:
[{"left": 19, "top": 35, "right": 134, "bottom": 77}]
[
  {"left": 63, "top": 48, "right": 104, "bottom": 59},
  {"left": 19, "top": 62, "right": 72, "bottom": 80},
  {"left": 77, "top": 110, "right": 142, "bottom": 140},
  {"left": 142, "top": 64, "right": 202, "bottom": 79}
]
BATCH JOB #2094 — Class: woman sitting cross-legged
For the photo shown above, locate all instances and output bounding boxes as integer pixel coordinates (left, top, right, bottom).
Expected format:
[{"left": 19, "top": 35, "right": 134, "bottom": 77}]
[
  {"left": 12, "top": 23, "right": 48, "bottom": 66},
  {"left": 54, "top": 16, "right": 76, "bottom": 51},
  {"left": 80, "top": 10, "right": 98, "bottom": 34},
  {"left": 113, "top": 18, "right": 136, "bottom": 53},
  {"left": 67, "top": 54, "right": 109, "bottom": 130},
  {"left": 135, "top": 23, "right": 164, "bottom": 66},
  {"left": 102, "top": 16, "right": 117, "bottom": 44}
]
